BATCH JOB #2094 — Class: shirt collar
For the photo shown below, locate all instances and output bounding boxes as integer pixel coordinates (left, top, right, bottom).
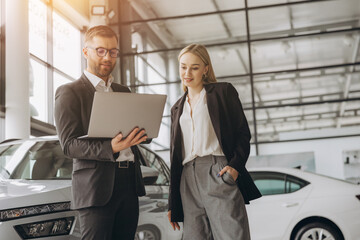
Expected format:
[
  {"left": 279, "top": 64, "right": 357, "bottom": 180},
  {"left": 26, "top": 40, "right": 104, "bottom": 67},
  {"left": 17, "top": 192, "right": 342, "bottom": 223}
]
[
  {"left": 186, "top": 87, "right": 206, "bottom": 101},
  {"left": 84, "top": 70, "right": 114, "bottom": 90}
]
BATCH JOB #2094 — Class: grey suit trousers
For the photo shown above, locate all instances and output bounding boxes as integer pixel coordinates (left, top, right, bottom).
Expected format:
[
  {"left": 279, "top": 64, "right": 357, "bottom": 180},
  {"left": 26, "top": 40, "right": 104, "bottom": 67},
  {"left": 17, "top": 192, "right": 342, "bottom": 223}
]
[{"left": 180, "top": 155, "right": 251, "bottom": 240}]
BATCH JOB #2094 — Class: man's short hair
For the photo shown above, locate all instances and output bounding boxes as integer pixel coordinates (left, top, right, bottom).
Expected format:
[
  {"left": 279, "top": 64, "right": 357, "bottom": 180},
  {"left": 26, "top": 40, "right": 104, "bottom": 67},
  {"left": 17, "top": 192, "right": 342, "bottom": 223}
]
[{"left": 84, "top": 25, "right": 118, "bottom": 46}]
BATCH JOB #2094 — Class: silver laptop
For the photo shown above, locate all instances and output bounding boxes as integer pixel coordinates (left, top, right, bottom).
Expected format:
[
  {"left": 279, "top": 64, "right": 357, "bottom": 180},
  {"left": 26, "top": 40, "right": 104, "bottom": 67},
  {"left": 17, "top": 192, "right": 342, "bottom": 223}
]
[{"left": 78, "top": 92, "right": 167, "bottom": 139}]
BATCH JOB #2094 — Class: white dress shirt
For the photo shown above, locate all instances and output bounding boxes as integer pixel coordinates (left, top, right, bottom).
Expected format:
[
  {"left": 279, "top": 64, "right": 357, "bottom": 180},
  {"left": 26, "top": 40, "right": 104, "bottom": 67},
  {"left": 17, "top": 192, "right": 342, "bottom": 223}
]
[
  {"left": 180, "top": 88, "right": 224, "bottom": 165},
  {"left": 84, "top": 70, "right": 134, "bottom": 162}
]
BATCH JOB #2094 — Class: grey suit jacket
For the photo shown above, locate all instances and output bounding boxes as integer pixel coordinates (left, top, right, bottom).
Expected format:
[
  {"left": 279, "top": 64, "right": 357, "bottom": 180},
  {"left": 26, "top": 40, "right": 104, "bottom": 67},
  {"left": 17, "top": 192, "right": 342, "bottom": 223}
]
[{"left": 54, "top": 74, "right": 146, "bottom": 210}]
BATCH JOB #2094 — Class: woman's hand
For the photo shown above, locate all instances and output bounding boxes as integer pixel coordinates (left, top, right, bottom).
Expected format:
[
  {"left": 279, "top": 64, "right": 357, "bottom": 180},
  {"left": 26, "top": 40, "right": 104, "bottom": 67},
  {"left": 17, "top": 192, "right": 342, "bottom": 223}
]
[
  {"left": 167, "top": 210, "right": 181, "bottom": 230},
  {"left": 218, "top": 166, "right": 238, "bottom": 181}
]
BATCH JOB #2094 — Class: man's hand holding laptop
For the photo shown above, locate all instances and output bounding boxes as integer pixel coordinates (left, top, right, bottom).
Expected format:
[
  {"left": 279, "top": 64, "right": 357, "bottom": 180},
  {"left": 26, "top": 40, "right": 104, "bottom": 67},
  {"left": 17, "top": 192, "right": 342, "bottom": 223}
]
[{"left": 111, "top": 127, "right": 148, "bottom": 153}]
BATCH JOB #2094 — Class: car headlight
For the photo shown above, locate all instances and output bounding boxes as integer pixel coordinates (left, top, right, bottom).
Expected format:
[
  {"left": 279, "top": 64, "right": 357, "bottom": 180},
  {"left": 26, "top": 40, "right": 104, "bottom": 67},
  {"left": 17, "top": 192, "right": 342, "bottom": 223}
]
[
  {"left": 14, "top": 217, "right": 74, "bottom": 239},
  {"left": 0, "top": 202, "right": 70, "bottom": 221}
]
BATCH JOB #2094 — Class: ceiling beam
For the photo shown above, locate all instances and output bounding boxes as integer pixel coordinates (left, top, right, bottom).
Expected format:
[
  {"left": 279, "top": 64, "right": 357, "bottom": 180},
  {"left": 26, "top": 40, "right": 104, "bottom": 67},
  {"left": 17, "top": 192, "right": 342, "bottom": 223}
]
[
  {"left": 255, "top": 115, "right": 360, "bottom": 135},
  {"left": 191, "top": 20, "right": 360, "bottom": 46},
  {"left": 116, "top": 0, "right": 331, "bottom": 25},
  {"left": 255, "top": 108, "right": 358, "bottom": 124},
  {"left": 337, "top": 34, "right": 360, "bottom": 128},
  {"left": 126, "top": 0, "right": 176, "bottom": 48}
]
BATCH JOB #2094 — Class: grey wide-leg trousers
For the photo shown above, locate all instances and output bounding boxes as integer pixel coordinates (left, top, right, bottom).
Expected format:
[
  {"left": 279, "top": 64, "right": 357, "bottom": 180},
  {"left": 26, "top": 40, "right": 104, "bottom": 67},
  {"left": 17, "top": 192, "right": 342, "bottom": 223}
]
[{"left": 180, "top": 155, "right": 251, "bottom": 240}]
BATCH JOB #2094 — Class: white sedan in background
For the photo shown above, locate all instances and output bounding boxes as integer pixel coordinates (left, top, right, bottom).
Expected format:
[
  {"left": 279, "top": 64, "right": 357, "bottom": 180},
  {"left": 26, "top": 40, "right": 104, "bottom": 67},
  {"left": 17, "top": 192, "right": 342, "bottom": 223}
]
[
  {"left": 0, "top": 137, "right": 359, "bottom": 240},
  {"left": 247, "top": 167, "right": 360, "bottom": 240}
]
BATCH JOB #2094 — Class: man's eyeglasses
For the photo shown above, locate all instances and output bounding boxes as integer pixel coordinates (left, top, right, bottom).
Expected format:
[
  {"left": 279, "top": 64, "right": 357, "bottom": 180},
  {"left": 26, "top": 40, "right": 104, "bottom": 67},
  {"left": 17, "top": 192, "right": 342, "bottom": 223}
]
[{"left": 87, "top": 46, "right": 120, "bottom": 58}]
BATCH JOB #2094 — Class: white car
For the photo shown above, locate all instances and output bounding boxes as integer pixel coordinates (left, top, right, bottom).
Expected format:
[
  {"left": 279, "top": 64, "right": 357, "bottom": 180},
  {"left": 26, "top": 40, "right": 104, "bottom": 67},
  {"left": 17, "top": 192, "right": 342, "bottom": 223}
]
[
  {"left": 247, "top": 167, "right": 360, "bottom": 240},
  {"left": 0, "top": 137, "right": 182, "bottom": 240},
  {"left": 1, "top": 137, "right": 359, "bottom": 240}
]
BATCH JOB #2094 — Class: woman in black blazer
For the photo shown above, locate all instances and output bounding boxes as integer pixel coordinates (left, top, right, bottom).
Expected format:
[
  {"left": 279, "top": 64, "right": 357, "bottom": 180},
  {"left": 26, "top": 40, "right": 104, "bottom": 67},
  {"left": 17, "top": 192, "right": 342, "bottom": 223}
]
[{"left": 167, "top": 44, "right": 261, "bottom": 240}]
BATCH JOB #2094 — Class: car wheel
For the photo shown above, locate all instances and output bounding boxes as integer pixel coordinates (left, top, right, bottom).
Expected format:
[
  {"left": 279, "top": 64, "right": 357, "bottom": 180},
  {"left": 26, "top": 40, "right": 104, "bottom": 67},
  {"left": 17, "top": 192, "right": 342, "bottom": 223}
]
[
  {"left": 294, "top": 222, "right": 343, "bottom": 240},
  {"left": 135, "top": 224, "right": 161, "bottom": 240}
]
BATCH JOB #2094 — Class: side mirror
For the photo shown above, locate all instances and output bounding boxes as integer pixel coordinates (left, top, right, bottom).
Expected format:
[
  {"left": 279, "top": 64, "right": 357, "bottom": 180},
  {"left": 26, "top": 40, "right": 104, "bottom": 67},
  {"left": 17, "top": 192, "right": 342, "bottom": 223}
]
[{"left": 140, "top": 165, "right": 159, "bottom": 185}]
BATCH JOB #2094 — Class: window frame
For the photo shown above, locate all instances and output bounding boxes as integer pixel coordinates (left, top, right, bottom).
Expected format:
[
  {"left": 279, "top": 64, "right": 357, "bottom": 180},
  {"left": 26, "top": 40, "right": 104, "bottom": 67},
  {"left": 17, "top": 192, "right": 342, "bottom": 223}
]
[{"left": 29, "top": 0, "right": 82, "bottom": 131}]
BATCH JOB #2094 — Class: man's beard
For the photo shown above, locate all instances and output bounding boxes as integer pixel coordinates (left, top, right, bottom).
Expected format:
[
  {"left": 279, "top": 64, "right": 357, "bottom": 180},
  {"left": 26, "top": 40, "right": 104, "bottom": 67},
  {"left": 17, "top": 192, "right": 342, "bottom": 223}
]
[{"left": 94, "top": 63, "right": 115, "bottom": 78}]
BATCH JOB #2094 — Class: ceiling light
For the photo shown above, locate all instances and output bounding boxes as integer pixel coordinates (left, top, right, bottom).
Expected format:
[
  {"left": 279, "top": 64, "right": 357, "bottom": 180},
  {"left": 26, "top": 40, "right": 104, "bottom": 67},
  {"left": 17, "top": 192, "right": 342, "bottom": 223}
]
[
  {"left": 107, "top": 10, "right": 116, "bottom": 19},
  {"left": 281, "top": 40, "right": 291, "bottom": 53},
  {"left": 217, "top": 49, "right": 228, "bottom": 59},
  {"left": 251, "top": 46, "right": 256, "bottom": 54},
  {"left": 343, "top": 34, "right": 353, "bottom": 47},
  {"left": 91, "top": 5, "right": 105, "bottom": 15}
]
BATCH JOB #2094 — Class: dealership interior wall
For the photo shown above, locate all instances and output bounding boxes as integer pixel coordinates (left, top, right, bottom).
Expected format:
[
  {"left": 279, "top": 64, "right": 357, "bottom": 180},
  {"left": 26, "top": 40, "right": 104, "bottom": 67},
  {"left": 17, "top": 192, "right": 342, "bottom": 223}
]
[{"left": 0, "top": 0, "right": 359, "bottom": 182}]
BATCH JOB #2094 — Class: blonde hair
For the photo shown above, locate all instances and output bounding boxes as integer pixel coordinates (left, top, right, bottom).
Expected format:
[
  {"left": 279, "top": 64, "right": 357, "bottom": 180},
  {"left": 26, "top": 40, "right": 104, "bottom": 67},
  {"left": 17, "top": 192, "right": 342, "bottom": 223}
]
[
  {"left": 84, "top": 25, "right": 118, "bottom": 46},
  {"left": 178, "top": 44, "right": 217, "bottom": 92}
]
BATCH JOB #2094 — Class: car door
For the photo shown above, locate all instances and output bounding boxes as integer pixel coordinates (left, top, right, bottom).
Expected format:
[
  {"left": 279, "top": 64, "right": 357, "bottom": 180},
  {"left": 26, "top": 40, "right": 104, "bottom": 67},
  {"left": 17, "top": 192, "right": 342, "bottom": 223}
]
[{"left": 246, "top": 171, "right": 312, "bottom": 240}]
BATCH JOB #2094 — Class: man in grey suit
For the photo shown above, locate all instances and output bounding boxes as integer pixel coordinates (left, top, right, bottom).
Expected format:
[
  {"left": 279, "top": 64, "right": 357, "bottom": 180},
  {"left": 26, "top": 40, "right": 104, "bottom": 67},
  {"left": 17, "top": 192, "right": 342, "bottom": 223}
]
[{"left": 54, "top": 25, "right": 148, "bottom": 240}]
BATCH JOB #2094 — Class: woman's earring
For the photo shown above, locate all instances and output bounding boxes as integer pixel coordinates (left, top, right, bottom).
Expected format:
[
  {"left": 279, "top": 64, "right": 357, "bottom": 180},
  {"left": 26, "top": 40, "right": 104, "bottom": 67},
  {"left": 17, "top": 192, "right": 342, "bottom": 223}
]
[{"left": 202, "top": 73, "right": 207, "bottom": 80}]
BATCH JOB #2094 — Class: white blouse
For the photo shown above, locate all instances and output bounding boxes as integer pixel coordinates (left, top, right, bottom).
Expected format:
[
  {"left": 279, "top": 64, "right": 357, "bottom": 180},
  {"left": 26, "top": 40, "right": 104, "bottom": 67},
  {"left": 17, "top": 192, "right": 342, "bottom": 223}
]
[{"left": 180, "top": 88, "right": 224, "bottom": 165}]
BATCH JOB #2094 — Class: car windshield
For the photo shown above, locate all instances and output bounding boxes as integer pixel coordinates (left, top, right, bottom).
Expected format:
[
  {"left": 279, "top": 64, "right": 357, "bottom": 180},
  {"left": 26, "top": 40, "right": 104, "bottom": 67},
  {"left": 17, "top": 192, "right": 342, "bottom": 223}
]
[
  {"left": 0, "top": 140, "right": 170, "bottom": 184},
  {"left": 0, "top": 143, "right": 22, "bottom": 179},
  {"left": 0, "top": 140, "right": 73, "bottom": 180}
]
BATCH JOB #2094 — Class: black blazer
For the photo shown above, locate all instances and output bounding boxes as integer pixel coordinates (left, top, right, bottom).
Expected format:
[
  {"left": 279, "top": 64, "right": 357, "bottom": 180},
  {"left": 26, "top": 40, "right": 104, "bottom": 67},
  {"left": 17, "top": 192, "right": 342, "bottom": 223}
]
[
  {"left": 169, "top": 82, "right": 261, "bottom": 222},
  {"left": 54, "top": 74, "right": 146, "bottom": 210}
]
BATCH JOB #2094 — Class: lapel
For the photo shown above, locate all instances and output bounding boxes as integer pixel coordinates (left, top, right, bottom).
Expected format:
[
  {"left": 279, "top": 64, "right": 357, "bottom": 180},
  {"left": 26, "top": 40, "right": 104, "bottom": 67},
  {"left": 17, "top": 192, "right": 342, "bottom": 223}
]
[
  {"left": 172, "top": 91, "right": 187, "bottom": 161},
  {"left": 110, "top": 83, "right": 121, "bottom": 92},
  {"left": 80, "top": 74, "right": 96, "bottom": 100},
  {"left": 204, "top": 84, "right": 223, "bottom": 149},
  {"left": 76, "top": 75, "right": 96, "bottom": 132}
]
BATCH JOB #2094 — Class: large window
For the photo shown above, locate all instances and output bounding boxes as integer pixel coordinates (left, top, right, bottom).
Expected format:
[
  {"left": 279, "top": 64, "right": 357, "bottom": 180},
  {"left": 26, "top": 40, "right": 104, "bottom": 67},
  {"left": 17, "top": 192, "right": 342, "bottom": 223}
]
[
  {"left": 29, "top": 0, "right": 81, "bottom": 124},
  {"left": 29, "top": 58, "right": 47, "bottom": 121},
  {"left": 108, "top": 0, "right": 360, "bottom": 152},
  {"left": 0, "top": 0, "right": 5, "bottom": 141},
  {"left": 29, "top": 0, "right": 47, "bottom": 61},
  {"left": 52, "top": 11, "right": 81, "bottom": 79}
]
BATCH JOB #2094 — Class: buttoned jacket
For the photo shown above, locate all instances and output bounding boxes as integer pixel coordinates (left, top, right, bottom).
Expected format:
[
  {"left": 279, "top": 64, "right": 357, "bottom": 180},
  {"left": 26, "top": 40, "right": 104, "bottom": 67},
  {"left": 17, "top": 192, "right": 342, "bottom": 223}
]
[{"left": 54, "top": 74, "right": 146, "bottom": 210}]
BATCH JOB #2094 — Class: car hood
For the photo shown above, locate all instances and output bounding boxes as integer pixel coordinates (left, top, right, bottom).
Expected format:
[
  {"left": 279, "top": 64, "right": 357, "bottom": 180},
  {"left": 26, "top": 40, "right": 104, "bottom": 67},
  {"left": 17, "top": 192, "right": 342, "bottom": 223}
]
[{"left": 0, "top": 179, "right": 72, "bottom": 210}]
